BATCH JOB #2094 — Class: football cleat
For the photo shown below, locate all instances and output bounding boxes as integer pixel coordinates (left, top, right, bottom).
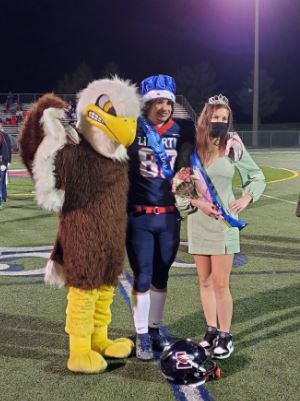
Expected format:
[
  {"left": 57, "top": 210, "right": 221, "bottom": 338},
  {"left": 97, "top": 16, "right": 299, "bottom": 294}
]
[
  {"left": 212, "top": 332, "right": 234, "bottom": 359},
  {"left": 135, "top": 333, "right": 154, "bottom": 361},
  {"left": 149, "top": 327, "right": 170, "bottom": 352}
]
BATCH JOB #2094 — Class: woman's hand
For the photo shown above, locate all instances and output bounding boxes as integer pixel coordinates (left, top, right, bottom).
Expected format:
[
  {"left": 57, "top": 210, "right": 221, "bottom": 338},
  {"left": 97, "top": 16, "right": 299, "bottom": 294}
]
[
  {"left": 229, "top": 194, "right": 252, "bottom": 214},
  {"left": 191, "top": 198, "right": 221, "bottom": 219}
]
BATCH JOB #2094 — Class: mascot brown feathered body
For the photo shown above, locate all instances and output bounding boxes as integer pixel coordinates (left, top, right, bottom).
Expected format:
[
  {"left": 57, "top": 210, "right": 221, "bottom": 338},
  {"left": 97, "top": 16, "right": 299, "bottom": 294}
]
[
  {"left": 19, "top": 78, "right": 140, "bottom": 373},
  {"left": 51, "top": 139, "right": 128, "bottom": 289}
]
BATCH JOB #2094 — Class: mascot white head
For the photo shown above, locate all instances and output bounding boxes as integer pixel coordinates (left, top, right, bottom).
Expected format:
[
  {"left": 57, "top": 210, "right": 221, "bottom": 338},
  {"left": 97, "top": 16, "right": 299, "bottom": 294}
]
[{"left": 76, "top": 77, "right": 140, "bottom": 160}]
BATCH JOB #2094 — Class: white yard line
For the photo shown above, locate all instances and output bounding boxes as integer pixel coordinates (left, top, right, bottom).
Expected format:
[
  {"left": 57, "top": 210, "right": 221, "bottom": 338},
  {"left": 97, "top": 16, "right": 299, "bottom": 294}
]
[{"left": 261, "top": 194, "right": 297, "bottom": 205}]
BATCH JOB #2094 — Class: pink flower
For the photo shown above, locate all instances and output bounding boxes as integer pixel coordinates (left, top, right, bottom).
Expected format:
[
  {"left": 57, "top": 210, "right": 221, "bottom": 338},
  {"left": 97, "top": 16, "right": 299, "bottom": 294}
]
[
  {"left": 176, "top": 167, "right": 192, "bottom": 181},
  {"left": 172, "top": 168, "right": 198, "bottom": 199}
]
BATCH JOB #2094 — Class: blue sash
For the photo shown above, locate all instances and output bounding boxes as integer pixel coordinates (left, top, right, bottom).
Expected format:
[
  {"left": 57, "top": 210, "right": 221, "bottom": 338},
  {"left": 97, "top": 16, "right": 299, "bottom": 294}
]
[
  {"left": 139, "top": 117, "right": 174, "bottom": 180},
  {"left": 191, "top": 149, "right": 247, "bottom": 230}
]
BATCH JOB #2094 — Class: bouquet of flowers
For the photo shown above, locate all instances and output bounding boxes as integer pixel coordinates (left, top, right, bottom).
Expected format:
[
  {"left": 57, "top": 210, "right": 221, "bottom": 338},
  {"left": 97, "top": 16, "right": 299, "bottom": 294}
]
[{"left": 172, "top": 167, "right": 198, "bottom": 199}]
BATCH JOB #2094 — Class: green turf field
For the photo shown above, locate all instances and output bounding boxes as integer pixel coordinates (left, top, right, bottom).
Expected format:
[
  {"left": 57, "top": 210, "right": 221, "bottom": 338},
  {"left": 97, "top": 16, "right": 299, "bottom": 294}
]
[{"left": 0, "top": 151, "right": 299, "bottom": 401}]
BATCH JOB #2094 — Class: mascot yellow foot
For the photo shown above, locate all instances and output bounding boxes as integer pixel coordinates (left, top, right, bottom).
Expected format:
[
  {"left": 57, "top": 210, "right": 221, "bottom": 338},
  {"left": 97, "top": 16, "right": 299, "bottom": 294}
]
[
  {"left": 67, "top": 335, "right": 107, "bottom": 374},
  {"left": 66, "top": 286, "right": 133, "bottom": 373},
  {"left": 91, "top": 286, "right": 134, "bottom": 358},
  {"left": 92, "top": 326, "right": 134, "bottom": 358},
  {"left": 66, "top": 287, "right": 108, "bottom": 374}
]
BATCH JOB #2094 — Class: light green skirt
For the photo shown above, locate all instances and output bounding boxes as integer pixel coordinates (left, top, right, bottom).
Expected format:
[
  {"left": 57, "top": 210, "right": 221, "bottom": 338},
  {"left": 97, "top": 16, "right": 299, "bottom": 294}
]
[{"left": 187, "top": 209, "right": 240, "bottom": 255}]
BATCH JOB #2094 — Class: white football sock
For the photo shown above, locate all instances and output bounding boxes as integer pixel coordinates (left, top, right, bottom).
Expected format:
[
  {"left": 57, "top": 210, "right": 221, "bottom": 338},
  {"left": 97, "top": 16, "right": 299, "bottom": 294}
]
[
  {"left": 131, "top": 292, "right": 150, "bottom": 334},
  {"left": 149, "top": 290, "right": 167, "bottom": 329}
]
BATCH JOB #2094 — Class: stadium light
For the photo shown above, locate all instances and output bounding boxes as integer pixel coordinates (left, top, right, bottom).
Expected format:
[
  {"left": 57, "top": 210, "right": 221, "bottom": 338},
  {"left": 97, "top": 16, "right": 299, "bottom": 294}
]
[{"left": 252, "top": 0, "right": 259, "bottom": 147}]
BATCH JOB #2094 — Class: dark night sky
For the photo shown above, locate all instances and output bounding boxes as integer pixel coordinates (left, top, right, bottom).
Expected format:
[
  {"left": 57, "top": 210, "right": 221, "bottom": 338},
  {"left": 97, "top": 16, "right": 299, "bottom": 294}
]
[{"left": 0, "top": 0, "right": 299, "bottom": 123}]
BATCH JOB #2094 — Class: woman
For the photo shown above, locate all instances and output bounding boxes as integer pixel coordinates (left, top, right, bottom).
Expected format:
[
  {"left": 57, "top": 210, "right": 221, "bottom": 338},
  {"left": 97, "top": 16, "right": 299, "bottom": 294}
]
[{"left": 175, "top": 94, "right": 265, "bottom": 359}]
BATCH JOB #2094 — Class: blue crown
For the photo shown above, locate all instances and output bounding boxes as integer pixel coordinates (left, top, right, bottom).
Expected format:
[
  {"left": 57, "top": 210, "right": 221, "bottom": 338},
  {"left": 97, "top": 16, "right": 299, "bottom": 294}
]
[{"left": 140, "top": 75, "right": 176, "bottom": 103}]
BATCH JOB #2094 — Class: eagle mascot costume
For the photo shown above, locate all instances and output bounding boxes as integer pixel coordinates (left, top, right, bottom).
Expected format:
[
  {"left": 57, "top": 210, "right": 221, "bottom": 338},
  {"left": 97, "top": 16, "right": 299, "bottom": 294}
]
[{"left": 19, "top": 77, "right": 140, "bottom": 373}]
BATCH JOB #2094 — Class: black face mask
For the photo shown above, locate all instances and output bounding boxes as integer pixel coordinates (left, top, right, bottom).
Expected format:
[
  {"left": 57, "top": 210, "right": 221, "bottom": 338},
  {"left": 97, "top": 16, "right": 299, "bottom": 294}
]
[{"left": 210, "top": 122, "right": 228, "bottom": 138}]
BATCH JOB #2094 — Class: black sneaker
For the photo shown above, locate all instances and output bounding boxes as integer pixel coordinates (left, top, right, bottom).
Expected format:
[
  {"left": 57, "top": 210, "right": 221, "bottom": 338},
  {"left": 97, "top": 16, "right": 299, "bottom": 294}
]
[
  {"left": 212, "top": 332, "right": 234, "bottom": 359},
  {"left": 149, "top": 327, "right": 170, "bottom": 352},
  {"left": 135, "top": 333, "right": 154, "bottom": 361},
  {"left": 199, "top": 326, "right": 219, "bottom": 353}
]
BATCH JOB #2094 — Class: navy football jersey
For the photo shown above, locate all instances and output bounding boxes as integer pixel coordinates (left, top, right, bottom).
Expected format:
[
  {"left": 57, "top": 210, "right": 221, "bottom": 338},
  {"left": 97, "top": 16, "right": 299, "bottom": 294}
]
[{"left": 127, "top": 117, "right": 195, "bottom": 207}]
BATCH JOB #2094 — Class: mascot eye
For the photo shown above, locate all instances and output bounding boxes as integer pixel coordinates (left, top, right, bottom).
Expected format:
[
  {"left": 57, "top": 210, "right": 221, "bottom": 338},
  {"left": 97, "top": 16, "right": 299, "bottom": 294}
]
[{"left": 95, "top": 94, "right": 117, "bottom": 116}]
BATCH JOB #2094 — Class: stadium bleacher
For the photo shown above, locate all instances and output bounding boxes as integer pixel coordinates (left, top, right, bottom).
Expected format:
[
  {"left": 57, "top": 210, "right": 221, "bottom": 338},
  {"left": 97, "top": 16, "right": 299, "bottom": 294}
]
[{"left": 0, "top": 93, "right": 195, "bottom": 153}]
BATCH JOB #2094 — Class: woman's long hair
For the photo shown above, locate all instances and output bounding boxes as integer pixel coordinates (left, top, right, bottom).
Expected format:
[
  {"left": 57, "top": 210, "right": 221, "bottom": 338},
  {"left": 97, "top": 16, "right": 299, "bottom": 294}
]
[{"left": 196, "top": 103, "right": 233, "bottom": 164}]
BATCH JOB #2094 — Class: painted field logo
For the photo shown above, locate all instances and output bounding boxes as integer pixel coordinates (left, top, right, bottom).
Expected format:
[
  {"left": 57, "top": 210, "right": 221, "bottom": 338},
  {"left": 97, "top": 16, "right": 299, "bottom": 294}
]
[{"left": 0, "top": 246, "right": 52, "bottom": 277}]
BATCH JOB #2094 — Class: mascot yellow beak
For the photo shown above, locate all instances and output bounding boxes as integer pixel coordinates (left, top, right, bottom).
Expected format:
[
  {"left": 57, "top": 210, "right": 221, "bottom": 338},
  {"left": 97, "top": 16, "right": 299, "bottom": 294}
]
[{"left": 83, "top": 104, "right": 137, "bottom": 148}]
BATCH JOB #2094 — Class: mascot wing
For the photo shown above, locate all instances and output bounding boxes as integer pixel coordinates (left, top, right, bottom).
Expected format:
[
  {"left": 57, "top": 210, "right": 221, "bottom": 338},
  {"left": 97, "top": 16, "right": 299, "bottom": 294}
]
[{"left": 19, "top": 94, "right": 79, "bottom": 212}]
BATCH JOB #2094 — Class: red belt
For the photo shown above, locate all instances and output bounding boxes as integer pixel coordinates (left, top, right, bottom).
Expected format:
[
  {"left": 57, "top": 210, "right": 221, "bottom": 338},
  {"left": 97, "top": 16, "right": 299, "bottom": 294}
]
[{"left": 135, "top": 205, "right": 176, "bottom": 215}]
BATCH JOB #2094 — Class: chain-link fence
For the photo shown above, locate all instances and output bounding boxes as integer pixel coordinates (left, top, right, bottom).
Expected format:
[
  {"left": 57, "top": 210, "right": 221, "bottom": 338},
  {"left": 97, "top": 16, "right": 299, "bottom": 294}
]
[{"left": 238, "top": 130, "right": 300, "bottom": 148}]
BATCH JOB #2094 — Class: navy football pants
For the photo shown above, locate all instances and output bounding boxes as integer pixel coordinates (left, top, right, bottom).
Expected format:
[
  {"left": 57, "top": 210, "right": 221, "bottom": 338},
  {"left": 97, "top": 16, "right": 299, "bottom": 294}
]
[
  {"left": 126, "top": 211, "right": 181, "bottom": 292},
  {"left": 1, "top": 169, "right": 7, "bottom": 201}
]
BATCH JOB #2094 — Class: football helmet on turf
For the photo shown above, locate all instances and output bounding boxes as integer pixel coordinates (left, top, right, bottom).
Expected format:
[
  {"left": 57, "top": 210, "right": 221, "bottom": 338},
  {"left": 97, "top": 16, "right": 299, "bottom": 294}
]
[{"left": 160, "top": 339, "right": 221, "bottom": 386}]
